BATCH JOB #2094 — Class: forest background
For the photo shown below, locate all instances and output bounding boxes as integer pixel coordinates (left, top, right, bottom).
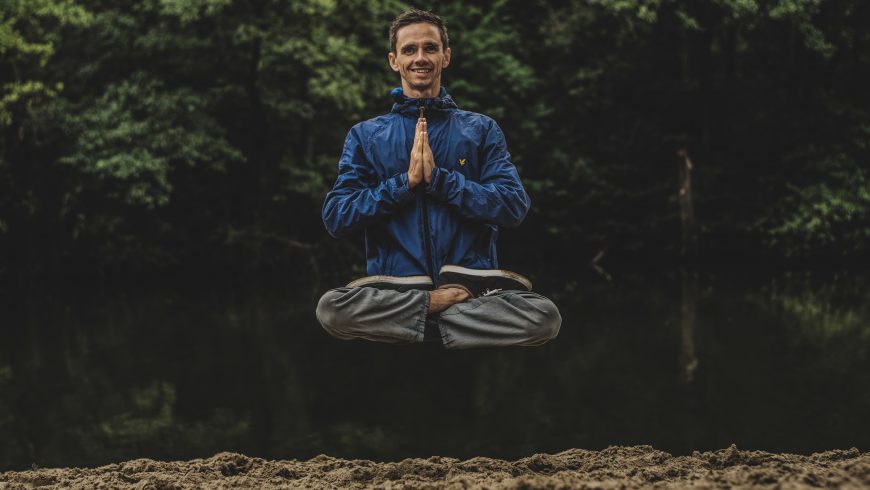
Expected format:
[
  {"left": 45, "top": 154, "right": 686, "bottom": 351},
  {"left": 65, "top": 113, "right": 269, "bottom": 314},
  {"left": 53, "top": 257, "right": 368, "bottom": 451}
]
[{"left": 2, "top": 0, "right": 868, "bottom": 289}]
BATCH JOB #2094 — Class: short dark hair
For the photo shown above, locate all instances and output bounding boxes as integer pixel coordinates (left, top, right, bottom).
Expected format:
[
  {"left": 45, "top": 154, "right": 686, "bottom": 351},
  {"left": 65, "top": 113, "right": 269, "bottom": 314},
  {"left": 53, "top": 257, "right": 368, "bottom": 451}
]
[{"left": 389, "top": 8, "right": 449, "bottom": 53}]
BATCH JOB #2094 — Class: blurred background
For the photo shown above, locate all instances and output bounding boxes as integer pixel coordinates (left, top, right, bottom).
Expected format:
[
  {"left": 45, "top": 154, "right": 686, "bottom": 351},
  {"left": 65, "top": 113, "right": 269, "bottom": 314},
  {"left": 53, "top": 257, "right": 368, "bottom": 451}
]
[{"left": 1, "top": 0, "right": 868, "bottom": 472}]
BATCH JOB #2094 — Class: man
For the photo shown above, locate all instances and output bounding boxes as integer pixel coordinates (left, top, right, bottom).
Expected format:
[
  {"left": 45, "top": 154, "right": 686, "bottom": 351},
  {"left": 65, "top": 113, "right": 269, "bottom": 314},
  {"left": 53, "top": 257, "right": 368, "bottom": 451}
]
[{"left": 315, "top": 9, "right": 561, "bottom": 349}]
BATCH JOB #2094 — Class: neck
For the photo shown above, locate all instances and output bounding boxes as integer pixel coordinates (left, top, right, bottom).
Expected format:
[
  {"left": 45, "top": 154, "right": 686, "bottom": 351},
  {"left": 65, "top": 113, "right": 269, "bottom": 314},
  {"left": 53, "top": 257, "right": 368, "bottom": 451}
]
[{"left": 402, "top": 81, "right": 441, "bottom": 99}]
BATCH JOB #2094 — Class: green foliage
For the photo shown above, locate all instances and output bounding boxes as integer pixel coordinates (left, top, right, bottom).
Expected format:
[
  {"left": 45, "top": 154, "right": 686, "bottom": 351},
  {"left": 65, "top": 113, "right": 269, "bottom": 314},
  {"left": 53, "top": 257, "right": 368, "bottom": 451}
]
[
  {"left": 156, "top": 0, "right": 233, "bottom": 23},
  {"left": 58, "top": 74, "right": 241, "bottom": 209},
  {"left": 0, "top": 0, "right": 90, "bottom": 124},
  {"left": 760, "top": 156, "right": 870, "bottom": 256}
]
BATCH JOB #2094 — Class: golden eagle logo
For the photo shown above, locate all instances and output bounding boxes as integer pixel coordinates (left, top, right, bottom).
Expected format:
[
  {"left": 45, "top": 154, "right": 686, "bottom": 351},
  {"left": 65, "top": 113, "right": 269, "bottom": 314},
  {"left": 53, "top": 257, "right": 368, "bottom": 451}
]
[{"left": 458, "top": 158, "right": 466, "bottom": 166}]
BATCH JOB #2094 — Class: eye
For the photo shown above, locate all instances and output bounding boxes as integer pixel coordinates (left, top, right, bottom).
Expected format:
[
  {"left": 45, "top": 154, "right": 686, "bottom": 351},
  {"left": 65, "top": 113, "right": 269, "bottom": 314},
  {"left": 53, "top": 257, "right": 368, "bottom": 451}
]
[
  {"left": 425, "top": 44, "right": 437, "bottom": 53},
  {"left": 402, "top": 46, "right": 414, "bottom": 55}
]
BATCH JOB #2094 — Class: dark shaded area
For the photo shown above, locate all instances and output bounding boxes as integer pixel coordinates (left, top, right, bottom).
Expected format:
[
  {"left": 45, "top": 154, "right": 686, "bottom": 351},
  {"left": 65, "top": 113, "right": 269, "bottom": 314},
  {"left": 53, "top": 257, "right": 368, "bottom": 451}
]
[{"left": 1, "top": 270, "right": 867, "bottom": 471}]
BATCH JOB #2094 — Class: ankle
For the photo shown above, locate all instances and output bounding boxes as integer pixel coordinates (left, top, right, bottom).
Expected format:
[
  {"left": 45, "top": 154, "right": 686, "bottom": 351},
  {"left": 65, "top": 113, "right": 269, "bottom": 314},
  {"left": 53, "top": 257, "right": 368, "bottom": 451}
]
[{"left": 428, "top": 288, "right": 471, "bottom": 314}]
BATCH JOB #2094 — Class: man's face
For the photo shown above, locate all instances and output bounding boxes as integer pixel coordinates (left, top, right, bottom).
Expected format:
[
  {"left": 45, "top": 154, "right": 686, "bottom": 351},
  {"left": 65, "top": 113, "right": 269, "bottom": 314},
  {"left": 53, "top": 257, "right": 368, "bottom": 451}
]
[{"left": 388, "top": 22, "right": 451, "bottom": 97}]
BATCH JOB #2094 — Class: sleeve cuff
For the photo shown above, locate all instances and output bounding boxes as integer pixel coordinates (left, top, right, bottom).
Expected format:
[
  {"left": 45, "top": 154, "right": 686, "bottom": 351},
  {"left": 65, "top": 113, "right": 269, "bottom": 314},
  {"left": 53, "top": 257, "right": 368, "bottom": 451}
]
[
  {"left": 388, "top": 172, "right": 415, "bottom": 204},
  {"left": 424, "top": 167, "right": 462, "bottom": 201}
]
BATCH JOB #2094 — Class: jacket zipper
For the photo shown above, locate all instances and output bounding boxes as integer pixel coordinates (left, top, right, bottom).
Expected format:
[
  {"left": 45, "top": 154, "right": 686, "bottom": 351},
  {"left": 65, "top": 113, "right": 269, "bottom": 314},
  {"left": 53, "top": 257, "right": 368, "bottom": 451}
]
[
  {"left": 420, "top": 192, "right": 434, "bottom": 278},
  {"left": 418, "top": 103, "right": 435, "bottom": 279}
]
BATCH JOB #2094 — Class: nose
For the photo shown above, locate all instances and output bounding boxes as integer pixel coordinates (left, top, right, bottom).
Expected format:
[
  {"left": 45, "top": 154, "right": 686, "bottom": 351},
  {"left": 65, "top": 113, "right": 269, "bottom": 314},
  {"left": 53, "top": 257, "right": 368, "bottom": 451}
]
[{"left": 414, "top": 48, "right": 426, "bottom": 63}]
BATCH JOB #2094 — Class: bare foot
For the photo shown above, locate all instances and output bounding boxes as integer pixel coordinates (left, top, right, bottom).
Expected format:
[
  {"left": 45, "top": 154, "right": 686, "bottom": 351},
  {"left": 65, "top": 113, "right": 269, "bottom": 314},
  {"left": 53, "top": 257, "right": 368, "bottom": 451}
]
[{"left": 428, "top": 287, "right": 471, "bottom": 314}]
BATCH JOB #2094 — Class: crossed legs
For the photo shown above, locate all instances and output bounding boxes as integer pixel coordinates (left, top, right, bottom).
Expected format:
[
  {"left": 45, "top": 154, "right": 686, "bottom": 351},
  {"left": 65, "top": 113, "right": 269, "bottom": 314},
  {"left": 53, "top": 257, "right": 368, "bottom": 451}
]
[{"left": 315, "top": 287, "right": 561, "bottom": 349}]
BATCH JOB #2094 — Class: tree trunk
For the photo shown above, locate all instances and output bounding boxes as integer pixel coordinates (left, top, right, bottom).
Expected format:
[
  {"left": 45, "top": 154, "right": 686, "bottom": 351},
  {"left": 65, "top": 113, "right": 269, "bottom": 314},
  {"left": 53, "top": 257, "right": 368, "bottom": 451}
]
[{"left": 677, "top": 148, "right": 697, "bottom": 260}]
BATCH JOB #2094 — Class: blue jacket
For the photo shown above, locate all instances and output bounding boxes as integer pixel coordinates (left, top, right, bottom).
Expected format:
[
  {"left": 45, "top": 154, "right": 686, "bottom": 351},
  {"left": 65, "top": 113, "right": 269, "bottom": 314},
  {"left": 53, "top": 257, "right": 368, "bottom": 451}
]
[{"left": 322, "top": 88, "right": 530, "bottom": 283}]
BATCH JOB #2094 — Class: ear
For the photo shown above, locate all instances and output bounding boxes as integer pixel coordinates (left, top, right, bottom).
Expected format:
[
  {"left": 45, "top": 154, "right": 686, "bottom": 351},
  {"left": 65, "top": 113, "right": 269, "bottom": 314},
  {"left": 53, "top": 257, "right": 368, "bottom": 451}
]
[
  {"left": 388, "top": 52, "right": 400, "bottom": 72},
  {"left": 442, "top": 47, "right": 451, "bottom": 68}
]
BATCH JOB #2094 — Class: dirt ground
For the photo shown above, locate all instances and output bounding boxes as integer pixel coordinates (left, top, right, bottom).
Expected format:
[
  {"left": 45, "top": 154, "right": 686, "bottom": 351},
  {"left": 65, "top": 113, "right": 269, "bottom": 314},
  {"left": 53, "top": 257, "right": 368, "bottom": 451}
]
[{"left": 1, "top": 445, "right": 868, "bottom": 489}]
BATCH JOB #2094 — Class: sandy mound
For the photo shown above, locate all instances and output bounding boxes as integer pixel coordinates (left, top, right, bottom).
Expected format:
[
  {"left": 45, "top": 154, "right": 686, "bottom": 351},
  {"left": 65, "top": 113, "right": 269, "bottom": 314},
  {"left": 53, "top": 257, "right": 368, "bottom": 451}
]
[{"left": 1, "top": 445, "right": 867, "bottom": 489}]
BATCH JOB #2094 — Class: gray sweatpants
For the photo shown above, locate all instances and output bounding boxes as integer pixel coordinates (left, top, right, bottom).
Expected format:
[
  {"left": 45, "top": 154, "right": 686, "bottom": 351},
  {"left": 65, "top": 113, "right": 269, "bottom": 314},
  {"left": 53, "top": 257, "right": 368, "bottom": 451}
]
[{"left": 315, "top": 287, "right": 561, "bottom": 349}]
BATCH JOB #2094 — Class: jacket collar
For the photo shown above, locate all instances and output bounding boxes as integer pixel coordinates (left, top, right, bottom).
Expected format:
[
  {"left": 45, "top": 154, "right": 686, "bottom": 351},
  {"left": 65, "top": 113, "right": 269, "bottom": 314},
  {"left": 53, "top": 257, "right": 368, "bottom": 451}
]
[{"left": 390, "top": 87, "right": 458, "bottom": 116}]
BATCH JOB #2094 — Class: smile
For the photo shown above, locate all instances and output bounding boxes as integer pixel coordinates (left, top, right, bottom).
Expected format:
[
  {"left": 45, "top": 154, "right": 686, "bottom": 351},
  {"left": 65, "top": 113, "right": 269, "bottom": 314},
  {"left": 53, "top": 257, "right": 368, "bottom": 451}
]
[{"left": 411, "top": 68, "right": 432, "bottom": 73}]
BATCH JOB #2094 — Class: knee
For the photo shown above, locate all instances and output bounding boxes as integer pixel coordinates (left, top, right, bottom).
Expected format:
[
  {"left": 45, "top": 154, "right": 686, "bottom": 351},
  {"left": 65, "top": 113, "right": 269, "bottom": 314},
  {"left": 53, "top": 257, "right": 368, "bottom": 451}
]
[
  {"left": 316, "top": 289, "right": 354, "bottom": 339},
  {"left": 526, "top": 296, "right": 562, "bottom": 343}
]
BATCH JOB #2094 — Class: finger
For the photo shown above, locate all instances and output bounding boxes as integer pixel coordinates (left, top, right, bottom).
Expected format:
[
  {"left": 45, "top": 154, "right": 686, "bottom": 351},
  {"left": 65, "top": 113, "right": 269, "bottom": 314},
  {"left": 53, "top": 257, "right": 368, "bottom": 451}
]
[
  {"left": 414, "top": 129, "right": 424, "bottom": 166},
  {"left": 421, "top": 131, "right": 427, "bottom": 158},
  {"left": 413, "top": 125, "right": 422, "bottom": 154},
  {"left": 414, "top": 146, "right": 423, "bottom": 176},
  {"left": 422, "top": 131, "right": 433, "bottom": 182}
]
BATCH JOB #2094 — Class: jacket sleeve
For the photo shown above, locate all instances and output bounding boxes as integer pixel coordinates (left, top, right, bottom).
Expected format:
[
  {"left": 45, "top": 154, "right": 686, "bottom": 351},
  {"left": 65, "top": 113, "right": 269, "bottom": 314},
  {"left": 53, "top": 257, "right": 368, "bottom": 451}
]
[
  {"left": 424, "top": 119, "right": 530, "bottom": 227},
  {"left": 322, "top": 127, "right": 415, "bottom": 238}
]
